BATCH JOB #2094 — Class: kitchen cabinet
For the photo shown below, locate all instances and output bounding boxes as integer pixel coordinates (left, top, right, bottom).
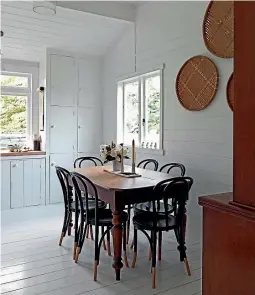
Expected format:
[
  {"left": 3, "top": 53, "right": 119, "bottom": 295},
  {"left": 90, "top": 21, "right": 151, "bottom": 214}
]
[
  {"left": 1, "top": 160, "right": 11, "bottom": 210},
  {"left": 1, "top": 157, "right": 46, "bottom": 210},
  {"left": 78, "top": 58, "right": 101, "bottom": 107},
  {"left": 77, "top": 107, "right": 101, "bottom": 153},
  {"left": 10, "top": 160, "right": 24, "bottom": 208},
  {"left": 50, "top": 55, "right": 77, "bottom": 106},
  {"left": 49, "top": 106, "right": 76, "bottom": 154},
  {"left": 47, "top": 53, "right": 103, "bottom": 204},
  {"left": 49, "top": 154, "right": 74, "bottom": 204}
]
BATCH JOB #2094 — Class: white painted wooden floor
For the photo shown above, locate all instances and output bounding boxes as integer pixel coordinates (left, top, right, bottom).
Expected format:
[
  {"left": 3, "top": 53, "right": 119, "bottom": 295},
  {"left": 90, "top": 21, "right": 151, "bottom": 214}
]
[{"left": 1, "top": 205, "right": 202, "bottom": 295}]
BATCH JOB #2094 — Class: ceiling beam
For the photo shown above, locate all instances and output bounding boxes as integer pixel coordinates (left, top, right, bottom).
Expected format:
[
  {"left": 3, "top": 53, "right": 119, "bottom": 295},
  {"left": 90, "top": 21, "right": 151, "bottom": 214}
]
[{"left": 56, "top": 1, "right": 136, "bottom": 23}]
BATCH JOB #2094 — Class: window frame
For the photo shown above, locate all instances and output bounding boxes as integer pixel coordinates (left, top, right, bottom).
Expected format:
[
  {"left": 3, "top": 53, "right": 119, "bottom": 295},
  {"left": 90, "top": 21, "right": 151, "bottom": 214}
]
[
  {"left": 117, "top": 68, "right": 164, "bottom": 152},
  {"left": 1, "top": 71, "right": 32, "bottom": 142}
]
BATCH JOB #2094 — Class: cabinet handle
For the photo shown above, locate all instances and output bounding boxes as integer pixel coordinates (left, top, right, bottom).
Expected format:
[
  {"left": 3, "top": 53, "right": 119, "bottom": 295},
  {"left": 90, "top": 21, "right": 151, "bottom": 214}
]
[
  {"left": 51, "top": 125, "right": 55, "bottom": 128},
  {"left": 12, "top": 164, "right": 17, "bottom": 168},
  {"left": 51, "top": 163, "right": 55, "bottom": 167},
  {"left": 78, "top": 125, "right": 81, "bottom": 129}
]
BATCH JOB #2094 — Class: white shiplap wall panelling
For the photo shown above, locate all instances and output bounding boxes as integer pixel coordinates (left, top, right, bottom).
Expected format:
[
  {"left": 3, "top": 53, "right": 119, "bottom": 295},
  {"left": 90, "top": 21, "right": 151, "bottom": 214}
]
[{"left": 102, "top": 1, "right": 233, "bottom": 244}]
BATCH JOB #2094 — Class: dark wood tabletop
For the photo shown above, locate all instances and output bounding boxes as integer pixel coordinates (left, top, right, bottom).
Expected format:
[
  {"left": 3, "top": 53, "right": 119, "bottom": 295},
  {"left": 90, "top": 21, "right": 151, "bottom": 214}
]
[{"left": 74, "top": 165, "right": 170, "bottom": 191}]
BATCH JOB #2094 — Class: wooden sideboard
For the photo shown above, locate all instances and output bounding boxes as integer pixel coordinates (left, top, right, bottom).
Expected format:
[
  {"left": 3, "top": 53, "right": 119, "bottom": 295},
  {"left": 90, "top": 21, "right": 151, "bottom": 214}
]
[
  {"left": 199, "top": 3, "right": 255, "bottom": 294},
  {"left": 199, "top": 193, "right": 255, "bottom": 295}
]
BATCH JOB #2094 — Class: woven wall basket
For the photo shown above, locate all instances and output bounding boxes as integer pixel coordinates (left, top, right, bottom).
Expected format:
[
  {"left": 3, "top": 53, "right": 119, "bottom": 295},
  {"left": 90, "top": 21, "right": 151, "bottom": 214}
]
[
  {"left": 176, "top": 55, "right": 219, "bottom": 111},
  {"left": 227, "top": 73, "right": 234, "bottom": 111},
  {"left": 203, "top": 0, "right": 234, "bottom": 58}
]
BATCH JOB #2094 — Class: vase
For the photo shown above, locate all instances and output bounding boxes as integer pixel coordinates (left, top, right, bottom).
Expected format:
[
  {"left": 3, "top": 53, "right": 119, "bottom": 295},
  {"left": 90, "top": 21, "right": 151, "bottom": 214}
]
[{"left": 112, "top": 160, "right": 121, "bottom": 172}]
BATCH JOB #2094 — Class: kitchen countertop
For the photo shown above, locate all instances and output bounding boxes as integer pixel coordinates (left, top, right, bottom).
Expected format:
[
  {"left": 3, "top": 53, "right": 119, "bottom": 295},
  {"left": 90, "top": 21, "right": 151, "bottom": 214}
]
[{"left": 0, "top": 151, "right": 46, "bottom": 157}]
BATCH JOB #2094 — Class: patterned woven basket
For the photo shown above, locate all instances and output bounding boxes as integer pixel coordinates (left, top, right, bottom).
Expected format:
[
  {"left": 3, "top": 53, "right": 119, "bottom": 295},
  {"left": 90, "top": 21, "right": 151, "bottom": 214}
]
[
  {"left": 227, "top": 73, "right": 234, "bottom": 111},
  {"left": 203, "top": 0, "right": 234, "bottom": 58},
  {"left": 176, "top": 55, "right": 219, "bottom": 111}
]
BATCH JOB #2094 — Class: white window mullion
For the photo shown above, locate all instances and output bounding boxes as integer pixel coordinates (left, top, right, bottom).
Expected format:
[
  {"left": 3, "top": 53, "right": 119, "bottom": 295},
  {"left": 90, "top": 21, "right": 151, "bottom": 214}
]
[{"left": 138, "top": 78, "right": 142, "bottom": 146}]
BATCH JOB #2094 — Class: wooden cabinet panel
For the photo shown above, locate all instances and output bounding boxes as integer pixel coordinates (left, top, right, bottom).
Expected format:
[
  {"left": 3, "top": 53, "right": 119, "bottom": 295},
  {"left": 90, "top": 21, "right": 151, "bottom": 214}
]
[
  {"left": 1, "top": 161, "right": 11, "bottom": 210},
  {"left": 78, "top": 58, "right": 101, "bottom": 107},
  {"left": 77, "top": 107, "right": 101, "bottom": 153},
  {"left": 50, "top": 55, "right": 77, "bottom": 106},
  {"left": 10, "top": 160, "right": 24, "bottom": 208},
  {"left": 50, "top": 106, "right": 76, "bottom": 154}
]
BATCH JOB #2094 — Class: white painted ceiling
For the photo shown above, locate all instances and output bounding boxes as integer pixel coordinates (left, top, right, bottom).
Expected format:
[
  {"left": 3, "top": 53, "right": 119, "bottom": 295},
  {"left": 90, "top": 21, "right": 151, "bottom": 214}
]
[{"left": 0, "top": 1, "right": 134, "bottom": 62}]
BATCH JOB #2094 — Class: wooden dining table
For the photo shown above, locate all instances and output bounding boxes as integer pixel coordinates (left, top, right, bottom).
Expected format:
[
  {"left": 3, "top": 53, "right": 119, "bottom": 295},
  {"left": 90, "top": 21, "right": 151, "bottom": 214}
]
[{"left": 74, "top": 165, "right": 171, "bottom": 281}]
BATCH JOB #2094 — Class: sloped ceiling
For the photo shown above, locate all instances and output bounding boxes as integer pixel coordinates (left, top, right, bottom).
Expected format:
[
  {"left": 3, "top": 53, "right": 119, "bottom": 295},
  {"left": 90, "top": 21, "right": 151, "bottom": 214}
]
[{"left": 0, "top": 1, "right": 134, "bottom": 62}]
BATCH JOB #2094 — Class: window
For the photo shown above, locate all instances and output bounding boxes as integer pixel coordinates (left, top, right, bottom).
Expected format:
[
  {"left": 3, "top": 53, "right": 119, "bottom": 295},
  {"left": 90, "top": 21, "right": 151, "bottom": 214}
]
[
  {"left": 0, "top": 72, "right": 32, "bottom": 148},
  {"left": 117, "top": 69, "right": 163, "bottom": 150}
]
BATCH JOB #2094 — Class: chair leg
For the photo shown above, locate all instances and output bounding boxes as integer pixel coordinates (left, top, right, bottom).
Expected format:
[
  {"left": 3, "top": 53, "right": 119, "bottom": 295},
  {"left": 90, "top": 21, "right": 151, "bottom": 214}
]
[
  {"left": 68, "top": 211, "right": 73, "bottom": 236},
  {"left": 184, "top": 257, "right": 191, "bottom": 276},
  {"left": 158, "top": 231, "right": 162, "bottom": 261},
  {"left": 94, "top": 220, "right": 100, "bottom": 281},
  {"left": 151, "top": 230, "right": 157, "bottom": 289},
  {"left": 123, "top": 222, "right": 129, "bottom": 267},
  {"left": 73, "top": 211, "right": 80, "bottom": 260},
  {"left": 93, "top": 260, "right": 98, "bottom": 281},
  {"left": 130, "top": 238, "right": 134, "bottom": 249},
  {"left": 148, "top": 231, "right": 153, "bottom": 261},
  {"left": 106, "top": 226, "right": 111, "bottom": 256},
  {"left": 126, "top": 205, "right": 131, "bottom": 244},
  {"left": 59, "top": 209, "right": 68, "bottom": 246},
  {"left": 75, "top": 223, "right": 87, "bottom": 263},
  {"left": 89, "top": 224, "right": 94, "bottom": 241},
  {"left": 101, "top": 226, "right": 106, "bottom": 250},
  {"left": 131, "top": 228, "right": 137, "bottom": 268}
]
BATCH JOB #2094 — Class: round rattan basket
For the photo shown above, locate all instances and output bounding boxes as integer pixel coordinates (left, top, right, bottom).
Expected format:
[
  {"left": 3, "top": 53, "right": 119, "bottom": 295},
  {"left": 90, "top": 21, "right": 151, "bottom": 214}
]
[
  {"left": 227, "top": 73, "right": 234, "bottom": 111},
  {"left": 203, "top": 0, "right": 234, "bottom": 58},
  {"left": 176, "top": 55, "right": 219, "bottom": 111}
]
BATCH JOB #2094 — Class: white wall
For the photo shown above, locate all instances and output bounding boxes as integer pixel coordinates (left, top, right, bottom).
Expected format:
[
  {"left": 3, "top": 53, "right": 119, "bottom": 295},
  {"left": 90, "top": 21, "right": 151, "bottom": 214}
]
[
  {"left": 1, "top": 59, "right": 40, "bottom": 141},
  {"left": 102, "top": 1, "right": 233, "bottom": 243}
]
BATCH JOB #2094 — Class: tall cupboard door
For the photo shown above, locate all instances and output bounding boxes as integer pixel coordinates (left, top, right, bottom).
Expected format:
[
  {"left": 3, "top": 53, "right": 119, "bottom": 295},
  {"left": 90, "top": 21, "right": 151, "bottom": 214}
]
[
  {"left": 49, "top": 154, "right": 74, "bottom": 204},
  {"left": 77, "top": 107, "right": 102, "bottom": 153},
  {"left": 1, "top": 160, "right": 11, "bottom": 210},
  {"left": 78, "top": 58, "right": 101, "bottom": 107},
  {"left": 50, "top": 55, "right": 77, "bottom": 106},
  {"left": 23, "top": 159, "right": 42, "bottom": 207},
  {"left": 50, "top": 106, "right": 76, "bottom": 154},
  {"left": 10, "top": 160, "right": 24, "bottom": 208}
]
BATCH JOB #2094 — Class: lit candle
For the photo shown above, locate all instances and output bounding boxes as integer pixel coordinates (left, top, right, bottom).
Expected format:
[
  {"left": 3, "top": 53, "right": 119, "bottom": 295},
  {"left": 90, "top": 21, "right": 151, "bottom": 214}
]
[{"left": 132, "top": 139, "right": 136, "bottom": 173}]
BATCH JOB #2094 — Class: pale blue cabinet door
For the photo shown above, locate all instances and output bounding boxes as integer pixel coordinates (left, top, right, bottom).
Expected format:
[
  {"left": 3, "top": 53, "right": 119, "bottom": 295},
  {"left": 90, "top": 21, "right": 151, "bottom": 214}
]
[
  {"left": 49, "top": 154, "right": 74, "bottom": 204},
  {"left": 10, "top": 160, "right": 24, "bottom": 208},
  {"left": 1, "top": 161, "right": 11, "bottom": 210},
  {"left": 24, "top": 159, "right": 41, "bottom": 207}
]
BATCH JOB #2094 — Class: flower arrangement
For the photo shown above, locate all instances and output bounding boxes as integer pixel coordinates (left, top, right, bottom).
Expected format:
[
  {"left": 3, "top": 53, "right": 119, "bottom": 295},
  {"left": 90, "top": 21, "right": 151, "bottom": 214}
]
[{"left": 100, "top": 142, "right": 129, "bottom": 163}]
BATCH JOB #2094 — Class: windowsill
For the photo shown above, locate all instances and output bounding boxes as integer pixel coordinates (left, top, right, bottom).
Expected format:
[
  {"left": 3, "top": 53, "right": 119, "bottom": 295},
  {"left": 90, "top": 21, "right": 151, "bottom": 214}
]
[{"left": 125, "top": 146, "right": 164, "bottom": 155}]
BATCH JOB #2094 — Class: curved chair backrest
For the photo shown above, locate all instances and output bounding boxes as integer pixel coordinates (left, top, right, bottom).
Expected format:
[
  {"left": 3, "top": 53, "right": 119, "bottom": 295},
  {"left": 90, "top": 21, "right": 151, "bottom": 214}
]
[
  {"left": 71, "top": 172, "right": 99, "bottom": 225},
  {"left": 152, "top": 177, "right": 193, "bottom": 229},
  {"left": 74, "top": 157, "right": 103, "bottom": 168},
  {"left": 137, "top": 159, "right": 159, "bottom": 171},
  {"left": 55, "top": 166, "right": 73, "bottom": 208},
  {"left": 159, "top": 163, "right": 186, "bottom": 176}
]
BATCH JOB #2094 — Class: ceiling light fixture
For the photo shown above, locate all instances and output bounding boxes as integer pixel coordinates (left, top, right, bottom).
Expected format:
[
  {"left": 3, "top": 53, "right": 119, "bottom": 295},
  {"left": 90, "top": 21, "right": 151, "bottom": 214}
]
[{"left": 33, "top": 1, "right": 56, "bottom": 16}]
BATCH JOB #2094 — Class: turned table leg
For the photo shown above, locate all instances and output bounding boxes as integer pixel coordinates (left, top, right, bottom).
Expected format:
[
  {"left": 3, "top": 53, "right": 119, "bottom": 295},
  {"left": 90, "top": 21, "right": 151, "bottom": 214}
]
[{"left": 112, "top": 210, "right": 123, "bottom": 280}]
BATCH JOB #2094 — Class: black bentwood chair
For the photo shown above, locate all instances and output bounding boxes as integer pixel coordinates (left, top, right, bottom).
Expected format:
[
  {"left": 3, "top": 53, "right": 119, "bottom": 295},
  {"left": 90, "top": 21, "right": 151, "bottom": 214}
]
[
  {"left": 74, "top": 156, "right": 104, "bottom": 242},
  {"left": 137, "top": 159, "right": 159, "bottom": 171},
  {"left": 133, "top": 162, "right": 186, "bottom": 216},
  {"left": 55, "top": 166, "right": 74, "bottom": 246},
  {"left": 124, "top": 158, "right": 159, "bottom": 245},
  {"left": 74, "top": 156, "right": 103, "bottom": 168},
  {"left": 131, "top": 177, "right": 193, "bottom": 289},
  {"left": 159, "top": 163, "right": 186, "bottom": 176},
  {"left": 71, "top": 172, "right": 129, "bottom": 281}
]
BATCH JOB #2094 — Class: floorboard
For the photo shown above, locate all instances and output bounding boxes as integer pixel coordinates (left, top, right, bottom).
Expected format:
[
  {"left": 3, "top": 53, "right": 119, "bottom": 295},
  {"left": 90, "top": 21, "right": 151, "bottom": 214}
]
[{"left": 1, "top": 205, "right": 202, "bottom": 295}]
